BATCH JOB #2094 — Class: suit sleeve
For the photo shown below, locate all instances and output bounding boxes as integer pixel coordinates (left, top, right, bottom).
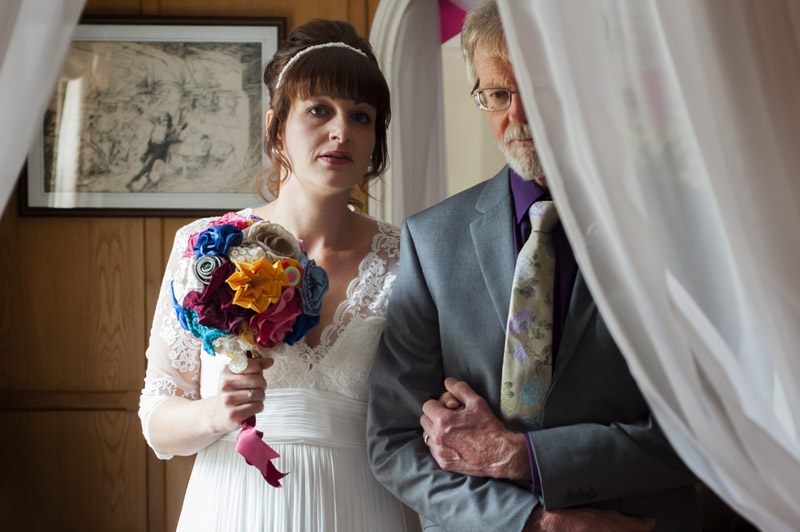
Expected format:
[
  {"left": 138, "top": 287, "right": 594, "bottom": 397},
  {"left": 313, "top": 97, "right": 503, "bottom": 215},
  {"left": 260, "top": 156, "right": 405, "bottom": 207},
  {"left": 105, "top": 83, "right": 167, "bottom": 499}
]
[
  {"left": 529, "top": 274, "right": 698, "bottom": 512},
  {"left": 529, "top": 413, "right": 698, "bottom": 511},
  {"left": 367, "top": 220, "right": 538, "bottom": 532}
]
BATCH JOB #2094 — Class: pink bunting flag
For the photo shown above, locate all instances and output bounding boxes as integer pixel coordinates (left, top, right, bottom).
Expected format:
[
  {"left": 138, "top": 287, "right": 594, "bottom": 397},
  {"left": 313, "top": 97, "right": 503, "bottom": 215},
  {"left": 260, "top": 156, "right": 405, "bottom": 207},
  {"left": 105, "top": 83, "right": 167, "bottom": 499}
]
[{"left": 440, "top": 0, "right": 468, "bottom": 43}]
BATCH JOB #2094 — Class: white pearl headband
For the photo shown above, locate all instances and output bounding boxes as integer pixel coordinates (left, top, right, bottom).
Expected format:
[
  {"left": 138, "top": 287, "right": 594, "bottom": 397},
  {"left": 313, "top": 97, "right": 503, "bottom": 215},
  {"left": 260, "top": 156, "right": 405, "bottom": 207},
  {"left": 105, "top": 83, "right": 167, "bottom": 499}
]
[{"left": 275, "top": 42, "right": 369, "bottom": 89}]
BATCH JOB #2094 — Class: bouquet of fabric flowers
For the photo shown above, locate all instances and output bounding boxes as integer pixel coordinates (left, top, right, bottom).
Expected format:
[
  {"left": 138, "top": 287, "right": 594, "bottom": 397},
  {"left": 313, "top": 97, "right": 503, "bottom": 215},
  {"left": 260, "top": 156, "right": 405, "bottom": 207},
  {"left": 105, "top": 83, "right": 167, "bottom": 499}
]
[
  {"left": 170, "top": 210, "right": 329, "bottom": 487},
  {"left": 171, "top": 211, "right": 329, "bottom": 369}
]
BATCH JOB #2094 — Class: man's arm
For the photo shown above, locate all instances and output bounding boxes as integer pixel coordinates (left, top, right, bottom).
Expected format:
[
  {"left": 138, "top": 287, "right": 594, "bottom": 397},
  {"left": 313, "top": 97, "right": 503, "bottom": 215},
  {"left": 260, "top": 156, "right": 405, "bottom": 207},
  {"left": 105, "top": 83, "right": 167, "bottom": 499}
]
[
  {"left": 428, "top": 377, "right": 696, "bottom": 510},
  {"left": 425, "top": 380, "right": 657, "bottom": 532},
  {"left": 367, "top": 220, "right": 537, "bottom": 532}
]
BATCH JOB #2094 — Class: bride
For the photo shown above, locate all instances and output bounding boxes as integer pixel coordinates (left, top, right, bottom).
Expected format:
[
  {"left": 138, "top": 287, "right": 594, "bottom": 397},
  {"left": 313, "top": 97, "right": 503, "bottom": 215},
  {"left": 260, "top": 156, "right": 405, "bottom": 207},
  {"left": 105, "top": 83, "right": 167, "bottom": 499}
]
[{"left": 139, "top": 19, "right": 421, "bottom": 531}]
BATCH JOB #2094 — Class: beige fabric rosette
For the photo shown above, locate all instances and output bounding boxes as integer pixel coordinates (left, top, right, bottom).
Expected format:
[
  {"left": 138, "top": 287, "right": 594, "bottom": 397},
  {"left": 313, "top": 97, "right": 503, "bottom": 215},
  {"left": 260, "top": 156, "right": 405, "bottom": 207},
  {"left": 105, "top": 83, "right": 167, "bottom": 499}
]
[{"left": 227, "top": 221, "right": 304, "bottom": 264}]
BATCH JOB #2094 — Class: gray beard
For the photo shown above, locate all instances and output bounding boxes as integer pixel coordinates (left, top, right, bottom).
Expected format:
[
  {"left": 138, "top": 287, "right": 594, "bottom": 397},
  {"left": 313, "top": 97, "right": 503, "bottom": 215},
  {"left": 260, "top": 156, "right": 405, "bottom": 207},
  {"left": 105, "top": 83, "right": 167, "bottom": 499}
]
[{"left": 498, "top": 123, "right": 545, "bottom": 184}]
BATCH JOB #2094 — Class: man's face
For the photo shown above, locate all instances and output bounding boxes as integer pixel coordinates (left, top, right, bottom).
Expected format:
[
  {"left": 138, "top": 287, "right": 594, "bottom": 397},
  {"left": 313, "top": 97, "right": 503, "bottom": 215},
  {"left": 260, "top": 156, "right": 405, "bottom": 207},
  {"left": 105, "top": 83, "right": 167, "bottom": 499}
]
[{"left": 473, "top": 50, "right": 546, "bottom": 187}]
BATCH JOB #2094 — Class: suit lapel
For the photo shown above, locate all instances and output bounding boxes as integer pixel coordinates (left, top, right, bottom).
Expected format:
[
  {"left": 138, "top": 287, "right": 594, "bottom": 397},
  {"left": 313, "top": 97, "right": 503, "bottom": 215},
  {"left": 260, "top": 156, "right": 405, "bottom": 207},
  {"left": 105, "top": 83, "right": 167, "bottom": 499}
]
[
  {"left": 470, "top": 168, "right": 515, "bottom": 330},
  {"left": 551, "top": 271, "right": 596, "bottom": 383}
]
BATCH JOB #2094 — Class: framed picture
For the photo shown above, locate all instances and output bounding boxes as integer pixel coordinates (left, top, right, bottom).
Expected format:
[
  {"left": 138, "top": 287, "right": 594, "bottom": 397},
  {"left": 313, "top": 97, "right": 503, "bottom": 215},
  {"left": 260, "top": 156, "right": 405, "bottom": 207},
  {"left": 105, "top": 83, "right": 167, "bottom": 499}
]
[{"left": 21, "top": 15, "right": 286, "bottom": 216}]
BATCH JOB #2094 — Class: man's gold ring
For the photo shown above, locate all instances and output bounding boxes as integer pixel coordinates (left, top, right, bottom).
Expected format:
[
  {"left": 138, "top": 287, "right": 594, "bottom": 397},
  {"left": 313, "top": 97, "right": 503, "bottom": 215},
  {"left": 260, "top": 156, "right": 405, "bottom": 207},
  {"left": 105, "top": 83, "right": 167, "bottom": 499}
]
[{"left": 423, "top": 433, "right": 430, "bottom": 446}]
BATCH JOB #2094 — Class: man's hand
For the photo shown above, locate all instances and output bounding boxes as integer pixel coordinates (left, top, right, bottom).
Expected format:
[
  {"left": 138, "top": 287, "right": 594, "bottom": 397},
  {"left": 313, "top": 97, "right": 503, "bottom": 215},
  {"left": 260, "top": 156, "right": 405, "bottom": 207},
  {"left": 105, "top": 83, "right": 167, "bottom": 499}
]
[
  {"left": 420, "top": 377, "right": 529, "bottom": 479},
  {"left": 523, "top": 507, "right": 655, "bottom": 532}
]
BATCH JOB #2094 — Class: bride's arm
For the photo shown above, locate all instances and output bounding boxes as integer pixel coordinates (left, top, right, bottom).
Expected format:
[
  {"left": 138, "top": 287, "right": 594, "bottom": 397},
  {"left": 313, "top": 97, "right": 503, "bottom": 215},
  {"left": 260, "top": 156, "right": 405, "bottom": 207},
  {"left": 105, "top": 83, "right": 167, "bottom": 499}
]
[{"left": 147, "top": 358, "right": 272, "bottom": 456}]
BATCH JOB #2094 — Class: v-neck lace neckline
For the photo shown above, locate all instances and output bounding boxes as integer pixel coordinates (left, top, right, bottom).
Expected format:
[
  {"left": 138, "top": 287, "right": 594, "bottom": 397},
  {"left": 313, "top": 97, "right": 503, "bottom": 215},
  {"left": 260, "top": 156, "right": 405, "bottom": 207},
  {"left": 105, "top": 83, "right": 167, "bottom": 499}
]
[{"left": 288, "top": 219, "right": 393, "bottom": 370}]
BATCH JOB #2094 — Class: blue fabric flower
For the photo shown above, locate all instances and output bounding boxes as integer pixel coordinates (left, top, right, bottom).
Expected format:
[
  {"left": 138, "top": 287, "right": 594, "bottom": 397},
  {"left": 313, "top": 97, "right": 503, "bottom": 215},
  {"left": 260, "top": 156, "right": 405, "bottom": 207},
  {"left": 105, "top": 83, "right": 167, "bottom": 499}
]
[
  {"left": 520, "top": 377, "right": 546, "bottom": 406},
  {"left": 282, "top": 313, "right": 321, "bottom": 346},
  {"left": 193, "top": 224, "right": 243, "bottom": 258},
  {"left": 171, "top": 281, "right": 192, "bottom": 331},
  {"left": 300, "top": 256, "right": 329, "bottom": 316}
]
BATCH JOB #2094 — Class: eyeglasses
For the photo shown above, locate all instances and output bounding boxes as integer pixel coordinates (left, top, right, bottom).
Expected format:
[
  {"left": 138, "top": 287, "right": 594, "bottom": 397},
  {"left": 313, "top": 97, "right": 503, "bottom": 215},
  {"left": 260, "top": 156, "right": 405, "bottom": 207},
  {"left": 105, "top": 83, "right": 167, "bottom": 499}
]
[{"left": 471, "top": 88, "right": 520, "bottom": 112}]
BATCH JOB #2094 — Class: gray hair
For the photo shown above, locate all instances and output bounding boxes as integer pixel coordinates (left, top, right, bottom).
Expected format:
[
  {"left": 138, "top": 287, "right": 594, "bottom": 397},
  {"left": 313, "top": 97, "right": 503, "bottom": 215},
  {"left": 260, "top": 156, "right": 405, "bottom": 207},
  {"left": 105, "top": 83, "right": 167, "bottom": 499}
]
[{"left": 460, "top": 0, "right": 509, "bottom": 85}]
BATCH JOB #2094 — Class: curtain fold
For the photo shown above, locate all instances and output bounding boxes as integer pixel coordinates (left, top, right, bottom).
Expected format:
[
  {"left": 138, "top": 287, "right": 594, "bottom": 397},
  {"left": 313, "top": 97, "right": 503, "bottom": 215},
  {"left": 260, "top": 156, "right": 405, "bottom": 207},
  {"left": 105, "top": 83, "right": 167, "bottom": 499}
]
[
  {"left": 0, "top": 0, "right": 85, "bottom": 215},
  {"left": 369, "top": 0, "right": 448, "bottom": 224},
  {"left": 497, "top": 1, "right": 800, "bottom": 529}
]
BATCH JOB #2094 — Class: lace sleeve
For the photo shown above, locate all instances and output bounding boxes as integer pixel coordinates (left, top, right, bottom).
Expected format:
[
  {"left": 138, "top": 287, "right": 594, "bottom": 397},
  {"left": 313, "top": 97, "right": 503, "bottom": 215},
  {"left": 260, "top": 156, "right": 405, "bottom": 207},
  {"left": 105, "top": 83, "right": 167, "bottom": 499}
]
[
  {"left": 372, "top": 220, "right": 401, "bottom": 311},
  {"left": 139, "top": 219, "right": 210, "bottom": 459}
]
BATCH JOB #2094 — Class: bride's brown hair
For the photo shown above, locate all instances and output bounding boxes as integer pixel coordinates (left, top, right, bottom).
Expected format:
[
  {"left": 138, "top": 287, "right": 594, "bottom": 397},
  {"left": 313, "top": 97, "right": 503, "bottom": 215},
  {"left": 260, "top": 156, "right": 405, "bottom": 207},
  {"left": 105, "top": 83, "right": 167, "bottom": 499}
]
[{"left": 257, "top": 19, "right": 391, "bottom": 203}]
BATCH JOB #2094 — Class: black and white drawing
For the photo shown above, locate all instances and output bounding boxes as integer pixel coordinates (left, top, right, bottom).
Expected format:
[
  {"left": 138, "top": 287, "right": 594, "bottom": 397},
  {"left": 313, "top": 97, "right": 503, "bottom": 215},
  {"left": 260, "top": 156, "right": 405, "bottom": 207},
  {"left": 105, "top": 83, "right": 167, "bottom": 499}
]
[{"left": 24, "top": 18, "right": 283, "bottom": 215}]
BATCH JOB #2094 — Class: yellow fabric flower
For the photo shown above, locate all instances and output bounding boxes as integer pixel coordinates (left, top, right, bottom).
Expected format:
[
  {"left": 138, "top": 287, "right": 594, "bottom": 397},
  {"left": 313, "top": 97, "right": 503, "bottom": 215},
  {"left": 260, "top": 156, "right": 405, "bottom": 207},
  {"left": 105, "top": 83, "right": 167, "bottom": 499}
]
[{"left": 226, "top": 258, "right": 289, "bottom": 313}]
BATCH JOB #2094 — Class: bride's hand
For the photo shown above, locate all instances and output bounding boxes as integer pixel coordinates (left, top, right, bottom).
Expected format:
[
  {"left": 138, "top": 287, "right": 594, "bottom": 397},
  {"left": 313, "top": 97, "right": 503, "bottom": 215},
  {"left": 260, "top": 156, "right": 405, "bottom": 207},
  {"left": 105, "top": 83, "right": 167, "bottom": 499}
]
[
  {"left": 437, "top": 390, "right": 461, "bottom": 410},
  {"left": 422, "top": 390, "right": 460, "bottom": 449},
  {"left": 210, "top": 357, "right": 274, "bottom": 433}
]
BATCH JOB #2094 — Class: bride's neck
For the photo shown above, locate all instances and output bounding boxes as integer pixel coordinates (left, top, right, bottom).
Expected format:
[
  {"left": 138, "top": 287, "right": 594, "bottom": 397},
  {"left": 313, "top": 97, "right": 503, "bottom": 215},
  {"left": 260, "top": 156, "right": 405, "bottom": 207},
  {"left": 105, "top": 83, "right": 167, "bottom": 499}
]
[{"left": 252, "top": 182, "right": 356, "bottom": 253}]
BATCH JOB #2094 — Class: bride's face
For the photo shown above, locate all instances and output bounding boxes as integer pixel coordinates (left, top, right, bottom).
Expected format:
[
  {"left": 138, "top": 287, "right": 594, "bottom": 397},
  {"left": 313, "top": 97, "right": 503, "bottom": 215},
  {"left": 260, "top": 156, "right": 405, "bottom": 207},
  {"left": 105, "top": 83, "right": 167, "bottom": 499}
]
[{"left": 280, "top": 95, "right": 376, "bottom": 195}]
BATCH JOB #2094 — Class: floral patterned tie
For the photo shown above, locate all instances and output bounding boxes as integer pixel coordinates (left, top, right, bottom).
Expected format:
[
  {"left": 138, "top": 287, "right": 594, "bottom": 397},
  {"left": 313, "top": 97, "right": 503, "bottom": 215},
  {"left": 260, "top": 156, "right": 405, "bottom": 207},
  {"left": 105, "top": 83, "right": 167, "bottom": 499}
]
[{"left": 500, "top": 200, "right": 559, "bottom": 431}]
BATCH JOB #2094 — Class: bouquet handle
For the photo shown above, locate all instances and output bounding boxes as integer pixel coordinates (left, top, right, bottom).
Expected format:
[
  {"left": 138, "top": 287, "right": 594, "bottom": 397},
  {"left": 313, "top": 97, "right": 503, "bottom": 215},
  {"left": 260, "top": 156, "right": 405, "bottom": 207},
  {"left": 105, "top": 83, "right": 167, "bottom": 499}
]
[{"left": 234, "top": 415, "right": 288, "bottom": 488}]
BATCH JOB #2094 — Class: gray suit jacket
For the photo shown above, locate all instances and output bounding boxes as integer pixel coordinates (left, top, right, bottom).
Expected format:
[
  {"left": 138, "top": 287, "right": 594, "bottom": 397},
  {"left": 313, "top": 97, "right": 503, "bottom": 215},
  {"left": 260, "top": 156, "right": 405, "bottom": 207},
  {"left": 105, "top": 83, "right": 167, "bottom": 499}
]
[{"left": 367, "top": 168, "right": 701, "bottom": 532}]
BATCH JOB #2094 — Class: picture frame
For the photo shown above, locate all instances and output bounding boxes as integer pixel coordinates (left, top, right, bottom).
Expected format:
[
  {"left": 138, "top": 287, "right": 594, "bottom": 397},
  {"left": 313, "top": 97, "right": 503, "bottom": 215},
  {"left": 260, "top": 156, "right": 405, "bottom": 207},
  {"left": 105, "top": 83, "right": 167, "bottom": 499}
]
[{"left": 20, "top": 15, "right": 286, "bottom": 217}]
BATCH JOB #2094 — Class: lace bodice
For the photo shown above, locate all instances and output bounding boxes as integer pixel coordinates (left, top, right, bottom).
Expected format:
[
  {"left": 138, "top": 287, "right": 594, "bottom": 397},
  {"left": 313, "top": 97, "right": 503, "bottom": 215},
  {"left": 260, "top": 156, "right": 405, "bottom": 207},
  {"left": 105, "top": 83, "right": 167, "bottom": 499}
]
[{"left": 140, "top": 209, "right": 399, "bottom": 417}]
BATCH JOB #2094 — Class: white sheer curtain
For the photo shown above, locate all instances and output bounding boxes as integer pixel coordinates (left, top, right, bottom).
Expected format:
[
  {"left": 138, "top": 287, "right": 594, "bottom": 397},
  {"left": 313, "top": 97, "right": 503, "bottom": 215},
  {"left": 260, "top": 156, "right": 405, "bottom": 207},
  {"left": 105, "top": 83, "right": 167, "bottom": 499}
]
[
  {"left": 368, "top": 0, "right": 448, "bottom": 225},
  {"left": 0, "top": 0, "right": 85, "bottom": 215},
  {"left": 498, "top": 1, "right": 800, "bottom": 530}
]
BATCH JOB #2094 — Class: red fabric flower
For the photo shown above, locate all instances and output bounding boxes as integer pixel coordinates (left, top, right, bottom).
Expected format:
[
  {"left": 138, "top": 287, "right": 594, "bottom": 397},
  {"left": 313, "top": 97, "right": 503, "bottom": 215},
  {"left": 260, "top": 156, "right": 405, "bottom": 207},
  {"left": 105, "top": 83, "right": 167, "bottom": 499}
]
[
  {"left": 249, "top": 287, "right": 303, "bottom": 347},
  {"left": 182, "top": 260, "right": 253, "bottom": 332}
]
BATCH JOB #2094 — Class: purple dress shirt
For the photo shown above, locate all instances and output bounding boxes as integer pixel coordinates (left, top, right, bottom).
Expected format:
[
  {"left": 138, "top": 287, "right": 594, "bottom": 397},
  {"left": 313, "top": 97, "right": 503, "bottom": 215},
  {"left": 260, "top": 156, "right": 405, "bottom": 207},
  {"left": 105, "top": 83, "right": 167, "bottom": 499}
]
[{"left": 509, "top": 169, "right": 578, "bottom": 496}]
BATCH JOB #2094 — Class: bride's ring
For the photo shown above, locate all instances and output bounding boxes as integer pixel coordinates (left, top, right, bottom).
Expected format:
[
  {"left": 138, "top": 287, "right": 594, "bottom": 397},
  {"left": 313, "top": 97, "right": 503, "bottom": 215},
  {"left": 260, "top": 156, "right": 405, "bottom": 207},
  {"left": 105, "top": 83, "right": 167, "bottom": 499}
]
[
  {"left": 423, "top": 433, "right": 430, "bottom": 446},
  {"left": 247, "top": 389, "right": 253, "bottom": 400}
]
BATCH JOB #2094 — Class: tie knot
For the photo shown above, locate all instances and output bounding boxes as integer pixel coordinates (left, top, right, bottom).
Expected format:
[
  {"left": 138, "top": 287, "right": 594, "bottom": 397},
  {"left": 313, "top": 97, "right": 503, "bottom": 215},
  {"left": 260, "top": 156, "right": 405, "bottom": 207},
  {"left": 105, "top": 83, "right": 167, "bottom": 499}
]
[{"left": 528, "top": 201, "right": 558, "bottom": 233}]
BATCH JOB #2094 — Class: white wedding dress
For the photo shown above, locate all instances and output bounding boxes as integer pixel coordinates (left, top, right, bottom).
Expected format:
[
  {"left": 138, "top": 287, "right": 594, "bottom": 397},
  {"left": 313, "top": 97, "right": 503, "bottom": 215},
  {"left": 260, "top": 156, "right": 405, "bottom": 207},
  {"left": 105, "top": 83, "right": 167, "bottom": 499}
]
[{"left": 139, "top": 209, "right": 421, "bottom": 532}]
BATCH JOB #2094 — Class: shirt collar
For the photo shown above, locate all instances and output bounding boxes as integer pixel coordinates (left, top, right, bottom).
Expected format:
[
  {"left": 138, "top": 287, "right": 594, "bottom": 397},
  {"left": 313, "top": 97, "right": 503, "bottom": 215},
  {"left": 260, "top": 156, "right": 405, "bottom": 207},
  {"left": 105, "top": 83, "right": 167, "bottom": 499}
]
[{"left": 509, "top": 167, "right": 548, "bottom": 225}]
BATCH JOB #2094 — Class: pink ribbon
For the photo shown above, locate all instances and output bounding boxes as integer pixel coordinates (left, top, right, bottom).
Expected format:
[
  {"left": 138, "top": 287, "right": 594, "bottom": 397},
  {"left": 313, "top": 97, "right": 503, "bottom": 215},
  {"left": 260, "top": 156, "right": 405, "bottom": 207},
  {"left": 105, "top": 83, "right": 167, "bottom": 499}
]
[{"left": 234, "top": 415, "right": 288, "bottom": 488}]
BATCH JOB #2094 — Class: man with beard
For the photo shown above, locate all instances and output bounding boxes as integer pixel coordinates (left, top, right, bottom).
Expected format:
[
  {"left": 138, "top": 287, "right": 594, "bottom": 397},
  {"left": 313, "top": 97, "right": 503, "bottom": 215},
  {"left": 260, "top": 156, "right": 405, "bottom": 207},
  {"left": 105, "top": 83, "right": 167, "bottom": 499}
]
[{"left": 367, "top": 1, "right": 700, "bottom": 531}]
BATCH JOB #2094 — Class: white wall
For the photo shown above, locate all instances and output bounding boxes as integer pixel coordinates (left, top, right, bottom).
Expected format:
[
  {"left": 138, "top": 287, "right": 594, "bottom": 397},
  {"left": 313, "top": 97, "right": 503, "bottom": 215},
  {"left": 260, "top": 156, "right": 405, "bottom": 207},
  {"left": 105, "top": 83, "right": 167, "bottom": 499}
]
[{"left": 441, "top": 35, "right": 506, "bottom": 197}]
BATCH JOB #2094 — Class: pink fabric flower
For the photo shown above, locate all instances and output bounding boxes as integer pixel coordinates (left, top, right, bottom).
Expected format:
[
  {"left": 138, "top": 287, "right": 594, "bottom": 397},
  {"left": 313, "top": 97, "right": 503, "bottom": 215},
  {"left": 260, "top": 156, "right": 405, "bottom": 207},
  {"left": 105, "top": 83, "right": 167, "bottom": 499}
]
[{"left": 249, "top": 287, "right": 303, "bottom": 347}]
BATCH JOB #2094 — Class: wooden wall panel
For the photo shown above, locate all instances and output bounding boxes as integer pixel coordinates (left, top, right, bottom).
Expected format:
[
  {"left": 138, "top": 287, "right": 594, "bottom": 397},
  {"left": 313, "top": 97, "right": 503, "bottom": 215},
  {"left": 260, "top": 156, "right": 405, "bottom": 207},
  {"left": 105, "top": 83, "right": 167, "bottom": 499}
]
[
  {"left": 82, "top": 0, "right": 143, "bottom": 16},
  {"left": 0, "top": 411, "right": 147, "bottom": 531},
  {"left": 0, "top": 1, "right": 383, "bottom": 530},
  {"left": 154, "top": 0, "right": 371, "bottom": 36},
  {"left": 0, "top": 204, "right": 145, "bottom": 392}
]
